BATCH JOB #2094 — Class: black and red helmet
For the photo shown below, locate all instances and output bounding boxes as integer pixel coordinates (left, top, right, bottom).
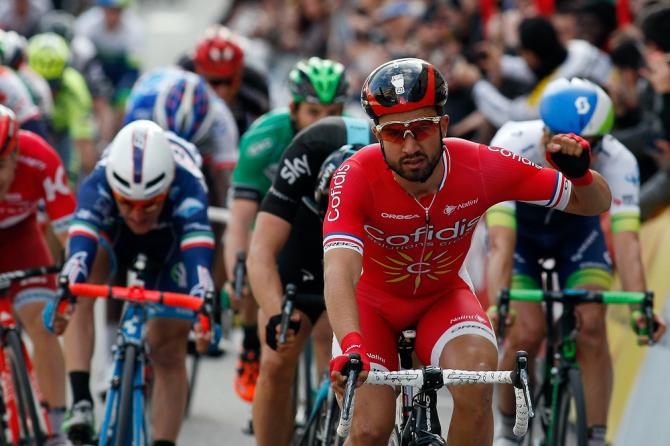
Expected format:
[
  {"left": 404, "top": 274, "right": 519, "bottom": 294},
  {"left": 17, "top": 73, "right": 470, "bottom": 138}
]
[
  {"left": 193, "top": 26, "right": 244, "bottom": 79},
  {"left": 361, "top": 58, "right": 448, "bottom": 122}
]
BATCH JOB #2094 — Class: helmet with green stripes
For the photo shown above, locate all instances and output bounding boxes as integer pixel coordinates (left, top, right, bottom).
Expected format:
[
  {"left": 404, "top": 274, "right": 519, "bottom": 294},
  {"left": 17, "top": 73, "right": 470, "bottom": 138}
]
[{"left": 288, "top": 57, "right": 349, "bottom": 104}]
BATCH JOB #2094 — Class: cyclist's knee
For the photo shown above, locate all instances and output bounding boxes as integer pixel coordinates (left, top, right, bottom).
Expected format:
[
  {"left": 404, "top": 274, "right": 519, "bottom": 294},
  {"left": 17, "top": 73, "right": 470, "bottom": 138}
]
[
  {"left": 577, "top": 309, "right": 607, "bottom": 349},
  {"left": 507, "top": 317, "right": 545, "bottom": 352},
  {"left": 258, "top": 348, "right": 297, "bottom": 382},
  {"left": 349, "top": 418, "right": 395, "bottom": 446}
]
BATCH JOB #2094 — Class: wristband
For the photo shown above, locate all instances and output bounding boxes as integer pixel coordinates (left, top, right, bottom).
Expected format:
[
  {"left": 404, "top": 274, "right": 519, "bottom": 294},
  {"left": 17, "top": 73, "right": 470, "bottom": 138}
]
[
  {"left": 340, "top": 331, "right": 364, "bottom": 354},
  {"left": 569, "top": 169, "right": 593, "bottom": 186}
]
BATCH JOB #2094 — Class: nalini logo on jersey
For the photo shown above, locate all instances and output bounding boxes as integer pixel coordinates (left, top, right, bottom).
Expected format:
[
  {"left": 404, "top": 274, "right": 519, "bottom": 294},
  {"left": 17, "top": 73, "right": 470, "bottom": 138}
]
[
  {"left": 487, "top": 146, "right": 541, "bottom": 169},
  {"left": 364, "top": 216, "right": 481, "bottom": 249},
  {"left": 444, "top": 198, "right": 479, "bottom": 215},
  {"left": 326, "top": 164, "right": 351, "bottom": 222}
]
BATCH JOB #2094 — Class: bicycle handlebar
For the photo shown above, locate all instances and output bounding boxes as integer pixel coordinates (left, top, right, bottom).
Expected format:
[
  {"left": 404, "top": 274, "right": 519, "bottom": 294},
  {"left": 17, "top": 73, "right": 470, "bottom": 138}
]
[
  {"left": 0, "top": 265, "right": 61, "bottom": 290},
  {"left": 69, "top": 283, "right": 205, "bottom": 311},
  {"left": 336, "top": 353, "right": 363, "bottom": 438},
  {"left": 233, "top": 251, "right": 246, "bottom": 300},
  {"left": 496, "top": 288, "right": 657, "bottom": 344},
  {"left": 337, "top": 351, "right": 533, "bottom": 439}
]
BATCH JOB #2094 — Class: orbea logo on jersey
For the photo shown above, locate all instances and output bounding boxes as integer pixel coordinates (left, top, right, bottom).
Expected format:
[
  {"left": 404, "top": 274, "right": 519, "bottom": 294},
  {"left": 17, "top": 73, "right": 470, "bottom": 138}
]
[
  {"left": 364, "top": 216, "right": 481, "bottom": 248},
  {"left": 326, "top": 164, "right": 351, "bottom": 222},
  {"left": 444, "top": 198, "right": 478, "bottom": 215},
  {"left": 487, "top": 146, "right": 541, "bottom": 169},
  {"left": 380, "top": 212, "right": 420, "bottom": 220}
]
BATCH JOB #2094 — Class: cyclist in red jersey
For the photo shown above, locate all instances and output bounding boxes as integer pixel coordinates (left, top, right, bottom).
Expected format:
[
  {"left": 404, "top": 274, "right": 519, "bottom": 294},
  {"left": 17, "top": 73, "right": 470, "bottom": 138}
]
[
  {"left": 0, "top": 105, "right": 75, "bottom": 443},
  {"left": 324, "top": 59, "right": 612, "bottom": 446}
]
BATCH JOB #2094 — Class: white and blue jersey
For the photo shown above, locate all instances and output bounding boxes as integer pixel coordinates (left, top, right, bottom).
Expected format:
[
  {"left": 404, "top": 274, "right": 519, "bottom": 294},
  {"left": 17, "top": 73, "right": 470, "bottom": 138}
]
[
  {"left": 63, "top": 138, "right": 214, "bottom": 318},
  {"left": 124, "top": 67, "right": 239, "bottom": 171}
]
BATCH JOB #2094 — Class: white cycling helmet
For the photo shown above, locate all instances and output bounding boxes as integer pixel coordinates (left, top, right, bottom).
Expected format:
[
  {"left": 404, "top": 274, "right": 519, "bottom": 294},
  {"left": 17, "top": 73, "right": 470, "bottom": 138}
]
[{"left": 105, "top": 120, "right": 175, "bottom": 200}]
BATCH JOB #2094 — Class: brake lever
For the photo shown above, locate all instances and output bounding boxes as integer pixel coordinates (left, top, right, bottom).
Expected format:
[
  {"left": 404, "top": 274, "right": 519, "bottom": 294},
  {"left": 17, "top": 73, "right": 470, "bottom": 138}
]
[
  {"left": 514, "top": 351, "right": 534, "bottom": 418},
  {"left": 278, "top": 283, "right": 297, "bottom": 346}
]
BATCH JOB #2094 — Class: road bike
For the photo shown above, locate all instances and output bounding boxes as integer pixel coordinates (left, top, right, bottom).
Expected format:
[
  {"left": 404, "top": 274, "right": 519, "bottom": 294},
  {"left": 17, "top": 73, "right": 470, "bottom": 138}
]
[
  {"left": 0, "top": 265, "right": 60, "bottom": 446},
  {"left": 58, "top": 255, "right": 215, "bottom": 446},
  {"left": 495, "top": 287, "right": 656, "bottom": 446}
]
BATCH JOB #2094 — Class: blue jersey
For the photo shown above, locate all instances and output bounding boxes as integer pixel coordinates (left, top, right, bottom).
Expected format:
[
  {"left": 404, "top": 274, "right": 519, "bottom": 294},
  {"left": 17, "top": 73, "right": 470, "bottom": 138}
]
[
  {"left": 63, "top": 155, "right": 214, "bottom": 299},
  {"left": 124, "top": 67, "right": 238, "bottom": 170}
]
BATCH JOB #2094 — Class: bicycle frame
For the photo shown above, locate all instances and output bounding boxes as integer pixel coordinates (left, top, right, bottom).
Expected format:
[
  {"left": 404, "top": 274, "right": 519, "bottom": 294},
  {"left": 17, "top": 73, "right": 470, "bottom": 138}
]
[
  {"left": 0, "top": 296, "right": 52, "bottom": 445},
  {"left": 98, "top": 302, "right": 149, "bottom": 446}
]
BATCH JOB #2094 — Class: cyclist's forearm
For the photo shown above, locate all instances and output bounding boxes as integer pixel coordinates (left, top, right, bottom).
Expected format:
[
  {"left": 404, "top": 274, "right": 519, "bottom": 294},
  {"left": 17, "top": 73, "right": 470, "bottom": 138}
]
[
  {"left": 485, "top": 225, "right": 515, "bottom": 303},
  {"left": 565, "top": 172, "right": 611, "bottom": 216},
  {"left": 613, "top": 231, "right": 646, "bottom": 293},
  {"left": 223, "top": 199, "right": 258, "bottom": 278},
  {"left": 324, "top": 249, "right": 362, "bottom": 343},
  {"left": 247, "top": 212, "right": 291, "bottom": 315}
]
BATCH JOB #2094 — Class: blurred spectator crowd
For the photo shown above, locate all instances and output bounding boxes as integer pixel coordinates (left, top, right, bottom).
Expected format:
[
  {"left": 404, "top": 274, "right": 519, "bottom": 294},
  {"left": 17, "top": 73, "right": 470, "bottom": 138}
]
[{"left": 2, "top": 0, "right": 670, "bottom": 216}]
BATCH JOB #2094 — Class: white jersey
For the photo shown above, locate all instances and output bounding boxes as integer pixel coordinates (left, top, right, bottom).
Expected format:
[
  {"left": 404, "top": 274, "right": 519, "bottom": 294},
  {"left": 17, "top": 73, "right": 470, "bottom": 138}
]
[
  {"left": 473, "top": 39, "right": 613, "bottom": 128},
  {"left": 75, "top": 6, "right": 143, "bottom": 63},
  {"left": 0, "top": 67, "right": 40, "bottom": 124},
  {"left": 489, "top": 120, "right": 640, "bottom": 233},
  {"left": 18, "top": 65, "right": 53, "bottom": 118}
]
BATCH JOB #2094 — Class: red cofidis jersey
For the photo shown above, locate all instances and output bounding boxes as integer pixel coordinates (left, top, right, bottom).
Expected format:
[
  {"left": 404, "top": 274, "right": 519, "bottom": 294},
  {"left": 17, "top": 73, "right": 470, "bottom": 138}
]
[
  {"left": 323, "top": 138, "right": 572, "bottom": 299},
  {"left": 0, "top": 131, "right": 75, "bottom": 234}
]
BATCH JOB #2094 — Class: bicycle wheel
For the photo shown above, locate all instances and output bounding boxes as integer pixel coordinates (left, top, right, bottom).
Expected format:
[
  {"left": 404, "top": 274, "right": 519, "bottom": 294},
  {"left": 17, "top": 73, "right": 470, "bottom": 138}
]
[
  {"left": 554, "top": 368, "right": 587, "bottom": 446},
  {"left": 5, "top": 330, "right": 47, "bottom": 445},
  {"left": 114, "top": 344, "right": 137, "bottom": 446}
]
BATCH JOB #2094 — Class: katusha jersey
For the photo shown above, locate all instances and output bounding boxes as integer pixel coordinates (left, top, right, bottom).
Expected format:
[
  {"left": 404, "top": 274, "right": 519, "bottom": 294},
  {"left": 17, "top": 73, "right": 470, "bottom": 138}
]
[
  {"left": 323, "top": 138, "right": 572, "bottom": 299},
  {"left": 0, "top": 130, "right": 75, "bottom": 234}
]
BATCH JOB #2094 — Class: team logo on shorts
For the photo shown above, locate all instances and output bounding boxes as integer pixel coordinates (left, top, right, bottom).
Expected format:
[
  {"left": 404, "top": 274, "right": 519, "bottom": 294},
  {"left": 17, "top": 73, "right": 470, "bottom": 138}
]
[{"left": 371, "top": 250, "right": 463, "bottom": 291}]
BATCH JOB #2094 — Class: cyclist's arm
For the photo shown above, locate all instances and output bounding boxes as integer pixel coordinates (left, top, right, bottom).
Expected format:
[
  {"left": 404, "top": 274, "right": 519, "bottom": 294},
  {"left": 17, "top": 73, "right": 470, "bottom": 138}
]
[
  {"left": 613, "top": 231, "right": 645, "bottom": 292},
  {"left": 324, "top": 248, "right": 363, "bottom": 342},
  {"left": 175, "top": 173, "right": 215, "bottom": 296},
  {"left": 247, "top": 211, "right": 291, "bottom": 316},
  {"left": 562, "top": 172, "right": 611, "bottom": 216},
  {"left": 485, "top": 204, "right": 516, "bottom": 303},
  {"left": 223, "top": 198, "right": 258, "bottom": 279}
]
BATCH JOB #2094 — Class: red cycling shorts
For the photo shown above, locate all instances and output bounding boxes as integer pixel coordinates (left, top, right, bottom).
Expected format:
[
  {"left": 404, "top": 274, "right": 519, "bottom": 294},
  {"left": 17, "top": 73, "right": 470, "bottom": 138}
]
[
  {"left": 335, "top": 280, "right": 496, "bottom": 371},
  {"left": 0, "top": 215, "right": 56, "bottom": 309}
]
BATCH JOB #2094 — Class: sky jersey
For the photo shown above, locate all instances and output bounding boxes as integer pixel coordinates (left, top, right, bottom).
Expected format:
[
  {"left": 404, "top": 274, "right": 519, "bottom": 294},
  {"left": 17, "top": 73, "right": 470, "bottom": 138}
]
[
  {"left": 0, "top": 131, "right": 75, "bottom": 234},
  {"left": 487, "top": 120, "right": 640, "bottom": 233},
  {"left": 322, "top": 138, "right": 572, "bottom": 300},
  {"left": 64, "top": 148, "right": 214, "bottom": 298},
  {"left": 124, "top": 67, "right": 238, "bottom": 171},
  {"left": 257, "top": 116, "right": 372, "bottom": 304}
]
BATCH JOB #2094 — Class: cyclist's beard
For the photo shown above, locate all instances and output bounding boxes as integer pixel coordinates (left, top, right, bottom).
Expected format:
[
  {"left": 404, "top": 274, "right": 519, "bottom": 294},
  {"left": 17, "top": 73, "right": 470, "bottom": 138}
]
[{"left": 382, "top": 142, "right": 442, "bottom": 183}]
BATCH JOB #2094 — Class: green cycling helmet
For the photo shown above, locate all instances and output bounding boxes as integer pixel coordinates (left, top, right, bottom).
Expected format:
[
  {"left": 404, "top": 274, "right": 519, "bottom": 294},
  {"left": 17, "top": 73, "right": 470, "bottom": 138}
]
[
  {"left": 288, "top": 57, "right": 349, "bottom": 104},
  {"left": 27, "top": 33, "right": 71, "bottom": 81}
]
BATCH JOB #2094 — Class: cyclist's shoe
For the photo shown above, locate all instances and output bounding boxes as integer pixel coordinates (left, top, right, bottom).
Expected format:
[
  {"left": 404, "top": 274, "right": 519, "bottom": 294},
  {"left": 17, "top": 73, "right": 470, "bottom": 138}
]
[
  {"left": 63, "top": 400, "right": 95, "bottom": 444},
  {"left": 234, "top": 348, "right": 259, "bottom": 402}
]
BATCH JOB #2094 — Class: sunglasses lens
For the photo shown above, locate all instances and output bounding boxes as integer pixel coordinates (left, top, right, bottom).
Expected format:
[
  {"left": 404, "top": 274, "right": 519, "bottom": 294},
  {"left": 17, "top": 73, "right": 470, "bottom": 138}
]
[
  {"left": 380, "top": 118, "right": 439, "bottom": 143},
  {"left": 410, "top": 121, "right": 438, "bottom": 140},
  {"left": 381, "top": 124, "right": 407, "bottom": 144}
]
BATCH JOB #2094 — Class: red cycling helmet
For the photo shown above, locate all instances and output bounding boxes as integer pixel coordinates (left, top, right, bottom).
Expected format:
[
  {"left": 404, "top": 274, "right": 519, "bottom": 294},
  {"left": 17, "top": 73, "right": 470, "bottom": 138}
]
[
  {"left": 0, "top": 105, "right": 19, "bottom": 159},
  {"left": 193, "top": 26, "right": 244, "bottom": 79},
  {"left": 361, "top": 58, "right": 448, "bottom": 122}
]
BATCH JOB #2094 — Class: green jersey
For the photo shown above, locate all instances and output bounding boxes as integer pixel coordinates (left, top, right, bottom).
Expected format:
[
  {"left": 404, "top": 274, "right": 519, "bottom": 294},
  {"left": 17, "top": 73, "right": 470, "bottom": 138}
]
[
  {"left": 231, "top": 108, "right": 295, "bottom": 202},
  {"left": 51, "top": 67, "right": 95, "bottom": 140}
]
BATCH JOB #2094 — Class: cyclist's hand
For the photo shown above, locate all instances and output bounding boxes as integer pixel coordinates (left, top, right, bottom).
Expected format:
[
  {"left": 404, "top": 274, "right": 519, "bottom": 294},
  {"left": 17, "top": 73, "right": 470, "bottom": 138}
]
[
  {"left": 224, "top": 281, "right": 250, "bottom": 311},
  {"left": 487, "top": 305, "right": 516, "bottom": 336},
  {"left": 631, "top": 310, "right": 667, "bottom": 345},
  {"left": 265, "top": 312, "right": 301, "bottom": 352},
  {"left": 42, "top": 294, "right": 74, "bottom": 335},
  {"left": 545, "top": 133, "right": 592, "bottom": 183},
  {"left": 330, "top": 332, "right": 370, "bottom": 395}
]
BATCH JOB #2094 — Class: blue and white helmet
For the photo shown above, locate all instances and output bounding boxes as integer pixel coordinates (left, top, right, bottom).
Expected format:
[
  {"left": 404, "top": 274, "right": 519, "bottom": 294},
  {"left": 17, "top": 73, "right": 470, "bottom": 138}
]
[
  {"left": 153, "top": 72, "right": 213, "bottom": 144},
  {"left": 539, "top": 78, "right": 614, "bottom": 137}
]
